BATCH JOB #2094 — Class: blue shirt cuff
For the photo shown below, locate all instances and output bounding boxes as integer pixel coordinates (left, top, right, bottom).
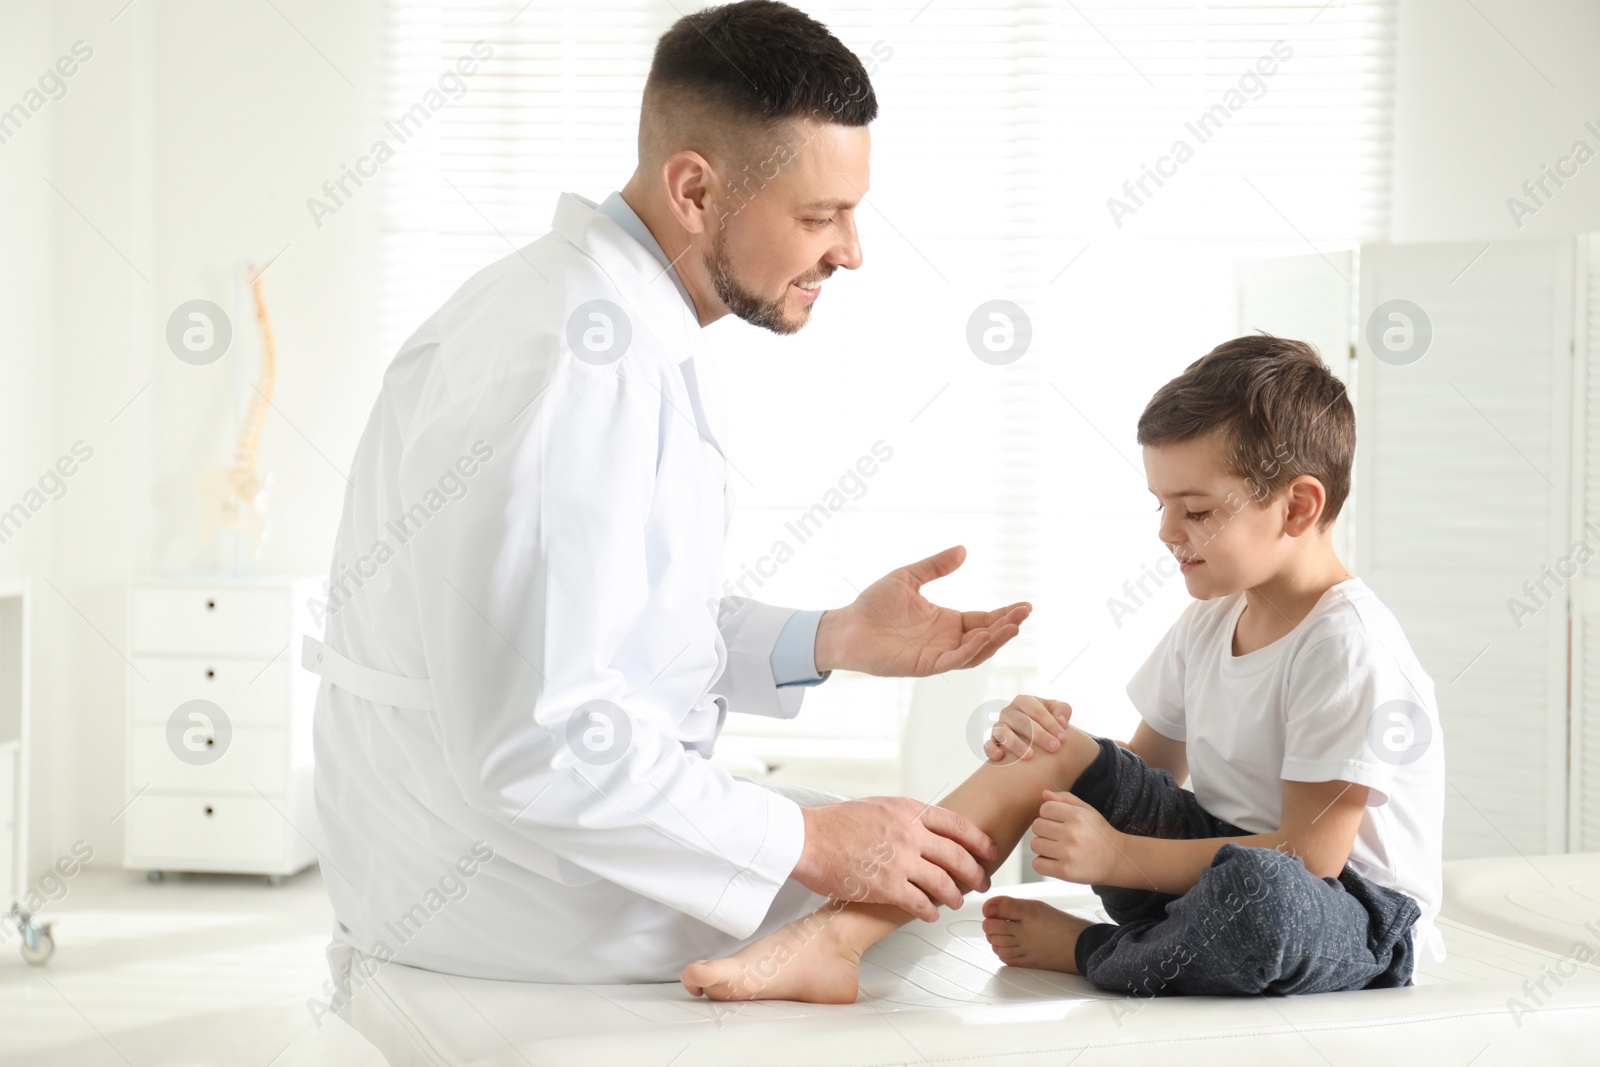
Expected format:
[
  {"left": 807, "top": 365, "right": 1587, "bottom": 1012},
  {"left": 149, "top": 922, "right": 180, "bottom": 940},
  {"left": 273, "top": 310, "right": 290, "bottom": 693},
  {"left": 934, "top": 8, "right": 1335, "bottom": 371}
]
[{"left": 769, "top": 609, "right": 830, "bottom": 688}]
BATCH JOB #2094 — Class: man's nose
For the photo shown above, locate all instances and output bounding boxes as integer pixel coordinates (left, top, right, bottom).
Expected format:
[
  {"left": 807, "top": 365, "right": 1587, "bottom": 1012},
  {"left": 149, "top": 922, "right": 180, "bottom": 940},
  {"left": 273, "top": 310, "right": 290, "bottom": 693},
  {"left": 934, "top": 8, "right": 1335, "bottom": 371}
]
[{"left": 826, "top": 214, "right": 863, "bottom": 271}]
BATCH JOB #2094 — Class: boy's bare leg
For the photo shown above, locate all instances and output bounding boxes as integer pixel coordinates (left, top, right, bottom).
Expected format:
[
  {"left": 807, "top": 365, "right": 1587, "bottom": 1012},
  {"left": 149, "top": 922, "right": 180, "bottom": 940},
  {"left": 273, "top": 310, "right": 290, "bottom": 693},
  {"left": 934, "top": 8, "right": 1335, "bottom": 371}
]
[{"left": 680, "top": 725, "right": 1105, "bottom": 1003}]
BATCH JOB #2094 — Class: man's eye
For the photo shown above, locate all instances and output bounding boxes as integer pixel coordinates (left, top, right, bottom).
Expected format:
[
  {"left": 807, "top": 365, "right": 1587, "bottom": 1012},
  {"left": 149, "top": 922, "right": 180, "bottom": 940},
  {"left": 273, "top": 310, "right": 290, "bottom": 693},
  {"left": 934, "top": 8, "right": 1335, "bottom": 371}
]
[
  {"left": 1185, "top": 510, "right": 1212, "bottom": 522},
  {"left": 803, "top": 217, "right": 833, "bottom": 228}
]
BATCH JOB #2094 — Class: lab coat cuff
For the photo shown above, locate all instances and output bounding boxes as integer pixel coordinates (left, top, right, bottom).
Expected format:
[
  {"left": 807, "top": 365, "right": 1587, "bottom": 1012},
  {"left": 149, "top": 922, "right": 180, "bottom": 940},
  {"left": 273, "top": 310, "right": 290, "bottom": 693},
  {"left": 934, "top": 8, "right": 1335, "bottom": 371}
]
[
  {"left": 716, "top": 599, "right": 821, "bottom": 720},
  {"left": 707, "top": 785, "right": 807, "bottom": 938}
]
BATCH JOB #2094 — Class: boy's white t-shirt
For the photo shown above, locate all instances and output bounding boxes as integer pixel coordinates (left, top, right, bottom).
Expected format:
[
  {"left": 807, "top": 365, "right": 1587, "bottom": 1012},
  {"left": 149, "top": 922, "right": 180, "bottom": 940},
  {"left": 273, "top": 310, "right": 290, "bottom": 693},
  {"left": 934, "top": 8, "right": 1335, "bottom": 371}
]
[{"left": 1125, "top": 577, "right": 1447, "bottom": 965}]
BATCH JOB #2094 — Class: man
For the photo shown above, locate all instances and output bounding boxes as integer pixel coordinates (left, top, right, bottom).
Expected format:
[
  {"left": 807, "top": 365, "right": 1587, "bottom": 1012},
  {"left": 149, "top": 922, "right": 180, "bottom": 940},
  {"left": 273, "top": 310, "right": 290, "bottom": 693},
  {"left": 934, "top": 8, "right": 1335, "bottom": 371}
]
[{"left": 309, "top": 0, "right": 1030, "bottom": 991}]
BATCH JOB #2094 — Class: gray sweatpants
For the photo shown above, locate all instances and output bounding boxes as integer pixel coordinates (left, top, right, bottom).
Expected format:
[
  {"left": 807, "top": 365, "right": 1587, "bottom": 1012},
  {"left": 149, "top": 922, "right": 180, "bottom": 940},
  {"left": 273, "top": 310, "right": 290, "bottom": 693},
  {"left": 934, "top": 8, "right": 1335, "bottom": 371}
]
[{"left": 1067, "top": 737, "right": 1421, "bottom": 996}]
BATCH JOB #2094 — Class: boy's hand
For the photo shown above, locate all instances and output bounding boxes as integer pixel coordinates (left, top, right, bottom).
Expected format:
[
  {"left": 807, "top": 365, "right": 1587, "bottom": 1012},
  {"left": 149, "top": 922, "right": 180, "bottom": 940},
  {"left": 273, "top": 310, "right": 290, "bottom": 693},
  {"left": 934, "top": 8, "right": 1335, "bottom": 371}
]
[
  {"left": 1029, "top": 789, "right": 1128, "bottom": 885},
  {"left": 983, "top": 695, "right": 1073, "bottom": 763}
]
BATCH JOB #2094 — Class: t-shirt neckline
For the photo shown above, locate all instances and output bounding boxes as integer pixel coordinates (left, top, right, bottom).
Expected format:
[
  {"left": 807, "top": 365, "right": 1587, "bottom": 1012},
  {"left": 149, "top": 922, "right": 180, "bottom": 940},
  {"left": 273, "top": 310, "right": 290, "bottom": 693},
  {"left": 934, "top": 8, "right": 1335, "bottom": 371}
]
[{"left": 1221, "top": 577, "right": 1364, "bottom": 673}]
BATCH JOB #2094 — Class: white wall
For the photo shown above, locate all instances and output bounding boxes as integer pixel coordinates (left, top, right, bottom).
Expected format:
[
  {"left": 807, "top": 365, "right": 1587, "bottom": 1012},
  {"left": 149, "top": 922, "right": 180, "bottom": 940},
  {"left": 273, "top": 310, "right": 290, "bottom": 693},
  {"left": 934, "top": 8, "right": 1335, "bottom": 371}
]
[
  {"left": 0, "top": 10, "right": 57, "bottom": 545},
  {"left": 0, "top": 1, "right": 62, "bottom": 883},
  {"left": 19, "top": 0, "right": 386, "bottom": 872},
  {"left": 144, "top": 0, "right": 388, "bottom": 578},
  {"left": 32, "top": 0, "right": 153, "bottom": 886},
  {"left": 1392, "top": 0, "right": 1600, "bottom": 242}
]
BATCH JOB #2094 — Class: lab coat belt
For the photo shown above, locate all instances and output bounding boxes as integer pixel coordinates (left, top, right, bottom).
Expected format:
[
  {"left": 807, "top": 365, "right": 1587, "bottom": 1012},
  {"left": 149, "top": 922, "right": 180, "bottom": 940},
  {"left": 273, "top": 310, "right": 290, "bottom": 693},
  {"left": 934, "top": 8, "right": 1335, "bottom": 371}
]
[{"left": 302, "top": 635, "right": 437, "bottom": 711}]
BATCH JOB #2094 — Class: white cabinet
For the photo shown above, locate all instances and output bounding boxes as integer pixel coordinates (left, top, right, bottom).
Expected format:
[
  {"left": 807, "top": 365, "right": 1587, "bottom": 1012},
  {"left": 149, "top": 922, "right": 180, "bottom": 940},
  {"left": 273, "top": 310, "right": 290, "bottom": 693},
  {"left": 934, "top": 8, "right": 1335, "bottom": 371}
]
[
  {"left": 0, "top": 740, "right": 15, "bottom": 903},
  {"left": 124, "top": 577, "right": 323, "bottom": 879}
]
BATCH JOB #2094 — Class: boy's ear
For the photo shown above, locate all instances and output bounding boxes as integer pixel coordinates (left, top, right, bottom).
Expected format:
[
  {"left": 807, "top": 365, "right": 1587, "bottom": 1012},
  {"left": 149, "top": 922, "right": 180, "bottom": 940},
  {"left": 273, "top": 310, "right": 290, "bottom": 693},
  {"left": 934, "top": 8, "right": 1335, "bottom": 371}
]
[{"left": 1282, "top": 475, "right": 1326, "bottom": 535}]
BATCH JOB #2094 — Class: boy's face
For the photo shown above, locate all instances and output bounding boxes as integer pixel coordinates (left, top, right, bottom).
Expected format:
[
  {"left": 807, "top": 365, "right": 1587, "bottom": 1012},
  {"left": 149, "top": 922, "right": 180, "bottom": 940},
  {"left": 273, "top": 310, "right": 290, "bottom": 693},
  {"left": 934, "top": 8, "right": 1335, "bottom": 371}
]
[{"left": 1143, "top": 434, "right": 1288, "bottom": 599}]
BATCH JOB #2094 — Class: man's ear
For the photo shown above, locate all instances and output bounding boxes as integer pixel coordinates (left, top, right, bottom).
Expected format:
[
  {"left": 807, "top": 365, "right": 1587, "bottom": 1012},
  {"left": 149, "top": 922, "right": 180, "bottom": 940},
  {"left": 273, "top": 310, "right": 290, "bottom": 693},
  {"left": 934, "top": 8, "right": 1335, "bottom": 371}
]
[
  {"left": 660, "top": 150, "right": 720, "bottom": 237},
  {"left": 1282, "top": 475, "right": 1326, "bottom": 536}
]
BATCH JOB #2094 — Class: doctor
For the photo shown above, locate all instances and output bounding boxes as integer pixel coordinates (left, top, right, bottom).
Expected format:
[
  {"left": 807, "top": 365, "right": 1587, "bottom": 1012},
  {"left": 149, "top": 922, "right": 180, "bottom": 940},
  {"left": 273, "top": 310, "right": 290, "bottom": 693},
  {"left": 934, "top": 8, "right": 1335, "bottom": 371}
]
[{"left": 310, "top": 0, "right": 1030, "bottom": 988}]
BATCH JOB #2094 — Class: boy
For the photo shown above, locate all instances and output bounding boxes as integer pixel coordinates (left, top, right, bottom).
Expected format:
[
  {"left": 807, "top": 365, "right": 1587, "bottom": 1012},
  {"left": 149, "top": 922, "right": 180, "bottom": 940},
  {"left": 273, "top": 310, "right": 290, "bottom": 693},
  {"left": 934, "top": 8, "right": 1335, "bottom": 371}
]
[{"left": 681, "top": 335, "right": 1445, "bottom": 1002}]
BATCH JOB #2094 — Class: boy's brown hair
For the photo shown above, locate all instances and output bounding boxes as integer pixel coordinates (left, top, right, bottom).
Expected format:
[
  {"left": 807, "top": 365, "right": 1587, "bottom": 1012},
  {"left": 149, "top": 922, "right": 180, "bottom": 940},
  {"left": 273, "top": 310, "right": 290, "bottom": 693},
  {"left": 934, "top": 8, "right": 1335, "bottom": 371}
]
[{"left": 1136, "top": 334, "right": 1354, "bottom": 528}]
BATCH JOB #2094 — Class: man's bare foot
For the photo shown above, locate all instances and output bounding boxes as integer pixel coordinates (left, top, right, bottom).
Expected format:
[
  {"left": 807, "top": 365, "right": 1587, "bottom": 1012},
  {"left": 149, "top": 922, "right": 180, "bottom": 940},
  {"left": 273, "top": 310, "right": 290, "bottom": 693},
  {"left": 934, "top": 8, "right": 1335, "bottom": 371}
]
[
  {"left": 981, "top": 895, "right": 1096, "bottom": 975},
  {"left": 681, "top": 905, "right": 868, "bottom": 1004}
]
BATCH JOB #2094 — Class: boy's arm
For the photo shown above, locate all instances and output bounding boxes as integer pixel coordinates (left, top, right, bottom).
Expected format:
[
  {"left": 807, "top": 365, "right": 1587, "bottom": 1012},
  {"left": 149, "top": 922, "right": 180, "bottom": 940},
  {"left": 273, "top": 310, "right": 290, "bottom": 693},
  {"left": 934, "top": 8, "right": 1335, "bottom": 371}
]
[
  {"left": 1121, "top": 721, "right": 1187, "bottom": 783},
  {"left": 1031, "top": 778, "right": 1368, "bottom": 893}
]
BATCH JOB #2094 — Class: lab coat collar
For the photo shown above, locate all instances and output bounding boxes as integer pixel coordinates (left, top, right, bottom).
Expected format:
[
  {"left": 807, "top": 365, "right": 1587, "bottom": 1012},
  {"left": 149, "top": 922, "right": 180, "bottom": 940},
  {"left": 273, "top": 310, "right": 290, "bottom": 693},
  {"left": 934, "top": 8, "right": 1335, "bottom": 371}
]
[
  {"left": 551, "top": 191, "right": 708, "bottom": 367},
  {"left": 551, "top": 192, "right": 730, "bottom": 461},
  {"left": 595, "top": 191, "right": 697, "bottom": 316}
]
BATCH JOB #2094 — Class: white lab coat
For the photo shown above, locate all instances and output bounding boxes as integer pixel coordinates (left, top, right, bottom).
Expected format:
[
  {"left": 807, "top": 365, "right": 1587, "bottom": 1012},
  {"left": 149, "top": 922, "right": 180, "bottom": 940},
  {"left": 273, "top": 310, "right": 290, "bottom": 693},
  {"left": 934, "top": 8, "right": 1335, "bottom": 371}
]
[{"left": 310, "top": 192, "right": 830, "bottom": 984}]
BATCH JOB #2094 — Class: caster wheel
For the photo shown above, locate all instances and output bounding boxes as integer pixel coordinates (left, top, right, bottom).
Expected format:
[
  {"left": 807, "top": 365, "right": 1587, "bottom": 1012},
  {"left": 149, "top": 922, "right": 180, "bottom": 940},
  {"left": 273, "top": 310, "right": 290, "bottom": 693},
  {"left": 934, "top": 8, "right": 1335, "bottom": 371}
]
[
  {"left": 20, "top": 928, "right": 54, "bottom": 966},
  {"left": 146, "top": 870, "right": 164, "bottom": 883},
  {"left": 265, "top": 874, "right": 285, "bottom": 887}
]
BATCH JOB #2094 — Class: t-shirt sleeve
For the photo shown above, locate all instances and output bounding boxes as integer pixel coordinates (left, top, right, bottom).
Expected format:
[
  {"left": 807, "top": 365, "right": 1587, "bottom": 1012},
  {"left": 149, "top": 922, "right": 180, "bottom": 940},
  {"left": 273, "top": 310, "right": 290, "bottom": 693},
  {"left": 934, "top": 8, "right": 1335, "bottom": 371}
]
[
  {"left": 1280, "top": 630, "right": 1432, "bottom": 806},
  {"left": 1125, "top": 604, "right": 1194, "bottom": 741}
]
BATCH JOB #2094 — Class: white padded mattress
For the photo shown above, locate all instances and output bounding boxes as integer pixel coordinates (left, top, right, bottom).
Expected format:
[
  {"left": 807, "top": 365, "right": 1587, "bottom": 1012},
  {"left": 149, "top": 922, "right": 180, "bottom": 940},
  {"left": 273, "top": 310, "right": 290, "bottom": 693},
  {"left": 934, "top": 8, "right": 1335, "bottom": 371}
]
[
  {"left": 1441, "top": 852, "right": 1600, "bottom": 957},
  {"left": 345, "top": 875, "right": 1600, "bottom": 1066}
]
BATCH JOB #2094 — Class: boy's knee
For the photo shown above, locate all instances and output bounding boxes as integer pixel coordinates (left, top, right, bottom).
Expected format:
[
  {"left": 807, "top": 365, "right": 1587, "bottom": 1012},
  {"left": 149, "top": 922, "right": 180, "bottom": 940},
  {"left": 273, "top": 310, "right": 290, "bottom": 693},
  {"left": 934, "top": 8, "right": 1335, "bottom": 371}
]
[
  {"left": 1062, "top": 725, "right": 1107, "bottom": 771},
  {"left": 1049, "top": 724, "right": 1104, "bottom": 762},
  {"left": 1055, "top": 731, "right": 1117, "bottom": 799},
  {"left": 1211, "top": 842, "right": 1302, "bottom": 885},
  {"left": 1023, "top": 724, "right": 1108, "bottom": 790},
  {"left": 1191, "top": 845, "right": 1308, "bottom": 937}
]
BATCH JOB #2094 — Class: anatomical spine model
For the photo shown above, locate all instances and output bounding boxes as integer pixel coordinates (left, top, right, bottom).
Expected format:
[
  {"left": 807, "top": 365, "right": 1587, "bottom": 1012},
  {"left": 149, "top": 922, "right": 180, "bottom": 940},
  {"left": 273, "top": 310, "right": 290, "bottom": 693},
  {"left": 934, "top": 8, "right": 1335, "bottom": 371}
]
[{"left": 197, "top": 265, "right": 276, "bottom": 556}]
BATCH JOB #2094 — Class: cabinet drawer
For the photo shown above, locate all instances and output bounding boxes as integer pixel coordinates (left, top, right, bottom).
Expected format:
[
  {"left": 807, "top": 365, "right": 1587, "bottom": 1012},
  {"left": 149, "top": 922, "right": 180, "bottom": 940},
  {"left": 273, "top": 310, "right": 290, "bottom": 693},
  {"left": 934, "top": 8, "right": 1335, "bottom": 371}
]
[
  {"left": 132, "top": 586, "right": 291, "bottom": 655},
  {"left": 129, "top": 724, "right": 287, "bottom": 794},
  {"left": 123, "top": 794, "right": 291, "bottom": 869},
  {"left": 130, "top": 656, "right": 290, "bottom": 727}
]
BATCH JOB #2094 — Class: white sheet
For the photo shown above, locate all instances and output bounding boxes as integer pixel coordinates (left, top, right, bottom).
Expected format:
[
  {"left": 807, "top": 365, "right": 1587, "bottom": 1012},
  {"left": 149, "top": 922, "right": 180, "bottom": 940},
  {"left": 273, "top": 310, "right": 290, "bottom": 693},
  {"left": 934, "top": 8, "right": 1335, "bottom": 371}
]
[{"left": 341, "top": 873, "right": 1600, "bottom": 1066}]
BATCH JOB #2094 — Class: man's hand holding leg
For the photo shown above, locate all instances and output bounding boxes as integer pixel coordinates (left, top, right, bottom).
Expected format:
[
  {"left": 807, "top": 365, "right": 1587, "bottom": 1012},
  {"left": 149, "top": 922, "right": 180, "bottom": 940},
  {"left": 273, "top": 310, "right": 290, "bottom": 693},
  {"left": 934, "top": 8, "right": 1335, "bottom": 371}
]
[{"left": 789, "top": 797, "right": 998, "bottom": 921}]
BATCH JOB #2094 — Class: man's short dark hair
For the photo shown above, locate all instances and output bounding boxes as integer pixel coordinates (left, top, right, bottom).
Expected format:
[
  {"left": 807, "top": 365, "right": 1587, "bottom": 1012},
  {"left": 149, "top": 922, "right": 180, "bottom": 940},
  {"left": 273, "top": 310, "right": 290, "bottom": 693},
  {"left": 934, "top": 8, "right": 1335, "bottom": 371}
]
[
  {"left": 645, "top": 0, "right": 877, "bottom": 151},
  {"left": 1136, "top": 334, "right": 1355, "bottom": 528}
]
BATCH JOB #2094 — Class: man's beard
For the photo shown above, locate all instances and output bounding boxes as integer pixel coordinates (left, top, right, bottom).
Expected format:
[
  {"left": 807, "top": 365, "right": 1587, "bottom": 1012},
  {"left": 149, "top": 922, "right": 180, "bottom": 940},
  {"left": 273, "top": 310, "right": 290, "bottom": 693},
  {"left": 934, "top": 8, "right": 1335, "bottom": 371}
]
[{"left": 705, "top": 226, "right": 807, "bottom": 336}]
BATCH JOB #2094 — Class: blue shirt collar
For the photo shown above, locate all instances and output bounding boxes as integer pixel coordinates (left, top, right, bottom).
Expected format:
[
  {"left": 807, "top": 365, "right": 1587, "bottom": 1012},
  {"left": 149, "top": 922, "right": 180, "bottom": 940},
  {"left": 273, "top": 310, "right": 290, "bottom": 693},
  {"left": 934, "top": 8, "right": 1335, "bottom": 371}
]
[{"left": 596, "top": 191, "right": 696, "bottom": 316}]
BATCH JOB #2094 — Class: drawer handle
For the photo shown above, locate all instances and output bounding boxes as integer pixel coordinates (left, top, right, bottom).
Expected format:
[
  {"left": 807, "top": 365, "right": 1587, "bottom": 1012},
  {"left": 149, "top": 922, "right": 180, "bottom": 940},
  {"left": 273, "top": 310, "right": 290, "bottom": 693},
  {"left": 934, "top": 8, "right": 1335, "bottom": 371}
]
[
  {"left": 205, "top": 599, "right": 216, "bottom": 610},
  {"left": 204, "top": 805, "right": 214, "bottom": 816},
  {"left": 205, "top": 668, "right": 215, "bottom": 679}
]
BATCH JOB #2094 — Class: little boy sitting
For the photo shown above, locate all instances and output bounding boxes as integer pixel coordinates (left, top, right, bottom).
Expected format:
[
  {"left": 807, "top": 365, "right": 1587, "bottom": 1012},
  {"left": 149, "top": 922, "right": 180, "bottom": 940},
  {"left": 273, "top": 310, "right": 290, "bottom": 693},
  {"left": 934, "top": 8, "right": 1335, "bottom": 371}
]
[{"left": 681, "top": 334, "right": 1444, "bottom": 1003}]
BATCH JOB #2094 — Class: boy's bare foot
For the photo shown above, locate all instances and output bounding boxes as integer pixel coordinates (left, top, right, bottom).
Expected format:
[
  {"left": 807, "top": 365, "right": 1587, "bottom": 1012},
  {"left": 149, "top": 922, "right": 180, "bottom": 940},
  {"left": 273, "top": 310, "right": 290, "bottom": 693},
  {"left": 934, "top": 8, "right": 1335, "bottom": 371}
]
[
  {"left": 681, "top": 905, "right": 868, "bottom": 1004},
  {"left": 981, "top": 895, "right": 1096, "bottom": 975}
]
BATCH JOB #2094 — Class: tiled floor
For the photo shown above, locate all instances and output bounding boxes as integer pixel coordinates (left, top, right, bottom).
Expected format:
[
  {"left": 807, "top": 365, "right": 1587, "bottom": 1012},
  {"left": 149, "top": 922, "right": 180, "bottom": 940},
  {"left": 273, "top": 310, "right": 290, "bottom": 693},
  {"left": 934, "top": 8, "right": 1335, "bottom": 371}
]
[{"left": 0, "top": 866, "right": 387, "bottom": 1066}]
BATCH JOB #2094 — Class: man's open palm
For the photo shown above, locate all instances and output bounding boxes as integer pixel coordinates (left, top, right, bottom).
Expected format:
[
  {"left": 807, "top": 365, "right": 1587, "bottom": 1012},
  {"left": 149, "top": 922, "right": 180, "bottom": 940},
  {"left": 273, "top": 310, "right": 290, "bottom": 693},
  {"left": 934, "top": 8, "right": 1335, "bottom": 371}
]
[{"left": 817, "top": 545, "right": 1031, "bottom": 677}]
